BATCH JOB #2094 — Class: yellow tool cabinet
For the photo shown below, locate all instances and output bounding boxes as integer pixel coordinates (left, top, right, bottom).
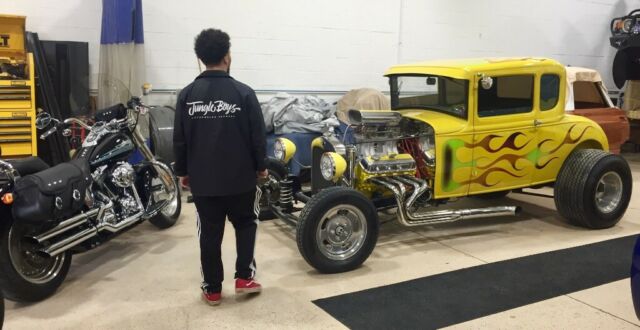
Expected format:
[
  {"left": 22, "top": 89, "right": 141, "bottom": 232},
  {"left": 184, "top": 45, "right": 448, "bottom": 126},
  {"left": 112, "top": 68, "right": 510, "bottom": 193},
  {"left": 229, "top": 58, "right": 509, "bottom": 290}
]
[{"left": 0, "top": 14, "right": 37, "bottom": 157}]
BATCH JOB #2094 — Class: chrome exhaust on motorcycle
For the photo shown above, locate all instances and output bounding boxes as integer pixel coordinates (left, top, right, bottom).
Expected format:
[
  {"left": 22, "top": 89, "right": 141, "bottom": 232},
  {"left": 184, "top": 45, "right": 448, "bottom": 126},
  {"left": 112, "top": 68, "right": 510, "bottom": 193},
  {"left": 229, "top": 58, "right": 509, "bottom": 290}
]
[
  {"left": 37, "top": 196, "right": 145, "bottom": 257},
  {"left": 31, "top": 208, "right": 101, "bottom": 244},
  {"left": 369, "top": 176, "right": 520, "bottom": 227},
  {"left": 42, "top": 227, "right": 98, "bottom": 257}
]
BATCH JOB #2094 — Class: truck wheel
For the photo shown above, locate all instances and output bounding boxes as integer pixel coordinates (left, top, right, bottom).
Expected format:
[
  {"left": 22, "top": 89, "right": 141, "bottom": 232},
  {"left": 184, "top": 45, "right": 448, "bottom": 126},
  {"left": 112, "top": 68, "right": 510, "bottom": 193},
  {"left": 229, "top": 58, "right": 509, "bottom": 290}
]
[
  {"left": 554, "top": 149, "right": 632, "bottom": 229},
  {"left": 258, "top": 158, "right": 287, "bottom": 221},
  {"left": 296, "top": 187, "right": 379, "bottom": 273},
  {"left": 0, "top": 220, "right": 71, "bottom": 302}
]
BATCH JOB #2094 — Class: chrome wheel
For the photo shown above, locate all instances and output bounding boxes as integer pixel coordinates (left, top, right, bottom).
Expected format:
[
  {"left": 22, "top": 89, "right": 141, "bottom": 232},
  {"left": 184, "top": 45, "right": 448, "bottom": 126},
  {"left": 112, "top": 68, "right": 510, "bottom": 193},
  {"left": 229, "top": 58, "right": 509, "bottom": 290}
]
[
  {"left": 595, "top": 171, "right": 623, "bottom": 214},
  {"left": 147, "top": 165, "right": 178, "bottom": 218},
  {"left": 7, "top": 225, "right": 66, "bottom": 284},
  {"left": 316, "top": 205, "right": 367, "bottom": 261}
]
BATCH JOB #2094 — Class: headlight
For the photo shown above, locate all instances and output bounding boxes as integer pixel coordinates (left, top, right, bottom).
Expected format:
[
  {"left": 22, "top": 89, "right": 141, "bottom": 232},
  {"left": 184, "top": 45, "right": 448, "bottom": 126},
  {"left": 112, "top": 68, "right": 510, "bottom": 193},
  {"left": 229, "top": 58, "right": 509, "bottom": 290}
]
[
  {"left": 274, "top": 138, "right": 296, "bottom": 163},
  {"left": 320, "top": 152, "right": 347, "bottom": 182}
]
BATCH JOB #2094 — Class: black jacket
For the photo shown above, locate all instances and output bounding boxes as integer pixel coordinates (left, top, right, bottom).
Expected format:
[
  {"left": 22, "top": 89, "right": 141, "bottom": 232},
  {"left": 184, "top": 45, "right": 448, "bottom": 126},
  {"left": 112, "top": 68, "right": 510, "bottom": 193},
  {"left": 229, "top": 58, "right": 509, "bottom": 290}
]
[{"left": 173, "top": 70, "right": 266, "bottom": 196}]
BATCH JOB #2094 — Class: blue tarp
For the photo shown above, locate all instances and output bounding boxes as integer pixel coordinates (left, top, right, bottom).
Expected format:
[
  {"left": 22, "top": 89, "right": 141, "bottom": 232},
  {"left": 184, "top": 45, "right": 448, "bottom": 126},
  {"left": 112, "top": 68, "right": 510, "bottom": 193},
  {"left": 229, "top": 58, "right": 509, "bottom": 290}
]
[{"left": 101, "top": 0, "right": 144, "bottom": 44}]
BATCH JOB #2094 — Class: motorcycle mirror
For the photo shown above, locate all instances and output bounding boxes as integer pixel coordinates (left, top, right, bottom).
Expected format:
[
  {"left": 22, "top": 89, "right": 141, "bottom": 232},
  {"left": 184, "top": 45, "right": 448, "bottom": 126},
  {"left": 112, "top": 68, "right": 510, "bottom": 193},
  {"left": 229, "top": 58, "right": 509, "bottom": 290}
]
[{"left": 35, "top": 112, "right": 52, "bottom": 130}]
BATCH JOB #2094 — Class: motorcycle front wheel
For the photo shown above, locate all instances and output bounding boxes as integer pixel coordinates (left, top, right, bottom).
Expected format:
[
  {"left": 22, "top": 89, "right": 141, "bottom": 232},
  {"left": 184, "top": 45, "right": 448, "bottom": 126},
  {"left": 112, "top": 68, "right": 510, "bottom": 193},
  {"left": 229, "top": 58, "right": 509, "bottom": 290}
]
[
  {"left": 147, "top": 166, "right": 182, "bottom": 229},
  {"left": 0, "top": 219, "right": 71, "bottom": 302}
]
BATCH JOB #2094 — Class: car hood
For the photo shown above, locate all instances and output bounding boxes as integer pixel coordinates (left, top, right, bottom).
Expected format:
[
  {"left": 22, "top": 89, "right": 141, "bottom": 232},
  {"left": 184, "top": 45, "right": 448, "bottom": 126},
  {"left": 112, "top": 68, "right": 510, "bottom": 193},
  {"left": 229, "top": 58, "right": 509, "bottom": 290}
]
[{"left": 398, "top": 109, "right": 468, "bottom": 135}]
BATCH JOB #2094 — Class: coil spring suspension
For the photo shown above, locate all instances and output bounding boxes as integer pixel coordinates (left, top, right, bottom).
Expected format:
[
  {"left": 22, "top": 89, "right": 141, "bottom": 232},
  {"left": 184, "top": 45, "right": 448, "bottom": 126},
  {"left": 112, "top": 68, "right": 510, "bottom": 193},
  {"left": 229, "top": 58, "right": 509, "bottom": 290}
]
[{"left": 279, "top": 177, "right": 294, "bottom": 211}]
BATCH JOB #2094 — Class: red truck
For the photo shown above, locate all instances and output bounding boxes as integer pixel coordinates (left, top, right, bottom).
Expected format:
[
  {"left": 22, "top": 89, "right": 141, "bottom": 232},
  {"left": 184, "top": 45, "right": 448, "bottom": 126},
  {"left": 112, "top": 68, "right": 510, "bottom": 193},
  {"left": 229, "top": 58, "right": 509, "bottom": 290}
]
[{"left": 565, "top": 66, "right": 629, "bottom": 154}]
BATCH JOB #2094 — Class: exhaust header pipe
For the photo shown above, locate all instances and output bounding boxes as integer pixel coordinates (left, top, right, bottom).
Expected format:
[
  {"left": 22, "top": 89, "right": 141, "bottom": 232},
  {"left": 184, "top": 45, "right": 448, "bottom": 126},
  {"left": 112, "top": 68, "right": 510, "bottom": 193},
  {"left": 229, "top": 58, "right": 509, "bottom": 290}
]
[{"left": 370, "top": 176, "right": 520, "bottom": 227}]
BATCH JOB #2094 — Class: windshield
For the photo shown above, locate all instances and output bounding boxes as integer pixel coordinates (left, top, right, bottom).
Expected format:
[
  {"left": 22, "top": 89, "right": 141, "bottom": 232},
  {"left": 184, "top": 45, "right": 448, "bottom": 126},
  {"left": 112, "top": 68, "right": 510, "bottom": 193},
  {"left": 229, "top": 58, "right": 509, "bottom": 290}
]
[{"left": 389, "top": 75, "right": 469, "bottom": 118}]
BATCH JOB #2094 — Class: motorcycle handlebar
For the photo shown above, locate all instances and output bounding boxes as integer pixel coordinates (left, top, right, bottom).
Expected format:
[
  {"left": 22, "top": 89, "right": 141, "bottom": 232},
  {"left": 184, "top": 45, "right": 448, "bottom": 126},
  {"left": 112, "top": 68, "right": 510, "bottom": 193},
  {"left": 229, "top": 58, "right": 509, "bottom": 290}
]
[{"left": 40, "top": 125, "right": 59, "bottom": 140}]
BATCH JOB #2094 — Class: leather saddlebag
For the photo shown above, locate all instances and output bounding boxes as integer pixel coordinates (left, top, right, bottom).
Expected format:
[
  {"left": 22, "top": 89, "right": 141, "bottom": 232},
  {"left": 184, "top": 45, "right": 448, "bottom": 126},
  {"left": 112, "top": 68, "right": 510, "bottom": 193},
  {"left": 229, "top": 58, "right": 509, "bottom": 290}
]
[{"left": 12, "top": 159, "right": 91, "bottom": 223}]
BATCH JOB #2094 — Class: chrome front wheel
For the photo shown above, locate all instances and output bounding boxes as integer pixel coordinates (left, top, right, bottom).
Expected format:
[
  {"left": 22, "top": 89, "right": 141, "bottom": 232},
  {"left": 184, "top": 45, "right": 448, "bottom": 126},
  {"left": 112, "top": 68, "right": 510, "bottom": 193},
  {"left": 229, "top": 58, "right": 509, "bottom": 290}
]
[
  {"left": 316, "top": 205, "right": 367, "bottom": 261},
  {"left": 147, "top": 163, "right": 182, "bottom": 229},
  {"left": 297, "top": 187, "right": 379, "bottom": 273}
]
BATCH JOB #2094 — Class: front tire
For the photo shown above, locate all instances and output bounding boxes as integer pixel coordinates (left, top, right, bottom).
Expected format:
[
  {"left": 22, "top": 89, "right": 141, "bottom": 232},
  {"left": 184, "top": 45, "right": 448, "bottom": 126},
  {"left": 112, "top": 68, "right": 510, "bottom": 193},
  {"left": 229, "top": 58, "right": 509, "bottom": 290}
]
[
  {"left": 296, "top": 187, "right": 379, "bottom": 273},
  {"left": 0, "top": 220, "right": 71, "bottom": 302},
  {"left": 148, "top": 175, "right": 182, "bottom": 229},
  {"left": 554, "top": 149, "right": 632, "bottom": 229}
]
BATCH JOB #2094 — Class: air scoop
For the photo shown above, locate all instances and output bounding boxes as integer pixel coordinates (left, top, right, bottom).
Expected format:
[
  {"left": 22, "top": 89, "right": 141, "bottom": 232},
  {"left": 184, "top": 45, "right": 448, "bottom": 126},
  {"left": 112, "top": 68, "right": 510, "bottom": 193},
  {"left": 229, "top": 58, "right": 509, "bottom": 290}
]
[{"left": 348, "top": 109, "right": 402, "bottom": 126}]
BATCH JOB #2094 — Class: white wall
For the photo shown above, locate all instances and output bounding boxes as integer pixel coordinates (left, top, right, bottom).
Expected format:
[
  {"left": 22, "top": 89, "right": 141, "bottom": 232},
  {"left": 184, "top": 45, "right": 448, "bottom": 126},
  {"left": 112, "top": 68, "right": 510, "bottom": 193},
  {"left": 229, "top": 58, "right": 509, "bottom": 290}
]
[{"left": 1, "top": 0, "right": 637, "bottom": 100}]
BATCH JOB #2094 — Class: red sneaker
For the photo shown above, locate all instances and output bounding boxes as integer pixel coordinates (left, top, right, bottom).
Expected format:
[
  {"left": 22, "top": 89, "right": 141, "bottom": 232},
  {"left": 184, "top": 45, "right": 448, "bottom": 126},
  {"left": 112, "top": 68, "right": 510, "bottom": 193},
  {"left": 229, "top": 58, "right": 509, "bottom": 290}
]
[
  {"left": 235, "top": 278, "right": 262, "bottom": 294},
  {"left": 202, "top": 290, "right": 222, "bottom": 306}
]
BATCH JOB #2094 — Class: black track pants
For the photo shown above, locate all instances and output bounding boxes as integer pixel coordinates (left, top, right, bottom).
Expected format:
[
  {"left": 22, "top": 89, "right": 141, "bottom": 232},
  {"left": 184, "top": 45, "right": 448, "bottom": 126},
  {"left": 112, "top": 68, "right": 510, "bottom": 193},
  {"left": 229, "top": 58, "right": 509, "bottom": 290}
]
[{"left": 193, "top": 188, "right": 260, "bottom": 292}]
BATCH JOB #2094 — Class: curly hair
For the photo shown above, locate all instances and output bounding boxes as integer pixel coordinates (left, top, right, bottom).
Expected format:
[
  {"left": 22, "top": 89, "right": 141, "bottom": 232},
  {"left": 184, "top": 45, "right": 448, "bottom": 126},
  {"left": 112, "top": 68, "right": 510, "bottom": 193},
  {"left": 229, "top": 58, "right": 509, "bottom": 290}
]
[{"left": 194, "top": 29, "right": 230, "bottom": 66}]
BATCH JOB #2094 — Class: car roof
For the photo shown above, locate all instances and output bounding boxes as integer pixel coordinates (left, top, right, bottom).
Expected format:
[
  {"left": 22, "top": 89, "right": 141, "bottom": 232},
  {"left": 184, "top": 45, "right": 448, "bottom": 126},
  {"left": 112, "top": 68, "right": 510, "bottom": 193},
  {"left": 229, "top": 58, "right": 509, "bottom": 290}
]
[
  {"left": 565, "top": 66, "right": 603, "bottom": 84},
  {"left": 385, "top": 57, "right": 564, "bottom": 79}
]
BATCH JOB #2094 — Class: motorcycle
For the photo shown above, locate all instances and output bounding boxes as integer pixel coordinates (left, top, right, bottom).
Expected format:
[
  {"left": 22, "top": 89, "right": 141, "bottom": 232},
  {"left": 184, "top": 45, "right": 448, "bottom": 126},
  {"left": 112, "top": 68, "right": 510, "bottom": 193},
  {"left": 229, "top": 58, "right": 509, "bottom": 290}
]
[{"left": 0, "top": 82, "right": 181, "bottom": 302}]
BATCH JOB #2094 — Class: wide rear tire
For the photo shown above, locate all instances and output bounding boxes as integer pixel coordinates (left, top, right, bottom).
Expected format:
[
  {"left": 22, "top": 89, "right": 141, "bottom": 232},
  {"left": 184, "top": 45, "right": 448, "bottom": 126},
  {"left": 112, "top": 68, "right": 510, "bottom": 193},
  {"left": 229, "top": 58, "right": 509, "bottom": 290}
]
[
  {"left": 296, "top": 187, "right": 379, "bottom": 273},
  {"left": 554, "top": 149, "right": 632, "bottom": 229}
]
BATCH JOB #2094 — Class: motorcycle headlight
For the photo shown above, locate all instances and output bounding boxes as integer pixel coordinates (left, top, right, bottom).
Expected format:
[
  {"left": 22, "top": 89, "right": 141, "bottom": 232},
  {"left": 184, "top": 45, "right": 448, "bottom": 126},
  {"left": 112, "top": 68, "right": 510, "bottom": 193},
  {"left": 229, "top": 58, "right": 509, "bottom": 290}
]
[
  {"left": 320, "top": 152, "right": 347, "bottom": 182},
  {"left": 274, "top": 138, "right": 296, "bottom": 163}
]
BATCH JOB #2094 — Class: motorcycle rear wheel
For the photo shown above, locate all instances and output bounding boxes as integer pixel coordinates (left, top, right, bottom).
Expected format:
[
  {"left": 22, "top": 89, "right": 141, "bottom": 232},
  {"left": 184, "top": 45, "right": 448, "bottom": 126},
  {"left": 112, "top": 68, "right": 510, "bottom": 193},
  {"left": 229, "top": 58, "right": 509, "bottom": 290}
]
[{"left": 0, "top": 219, "right": 71, "bottom": 302}]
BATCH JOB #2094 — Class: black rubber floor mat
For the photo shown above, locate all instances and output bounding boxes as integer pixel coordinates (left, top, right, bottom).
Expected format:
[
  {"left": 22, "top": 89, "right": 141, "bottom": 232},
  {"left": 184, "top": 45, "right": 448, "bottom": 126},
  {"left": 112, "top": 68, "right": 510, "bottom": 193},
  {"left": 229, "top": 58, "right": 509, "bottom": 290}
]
[{"left": 314, "top": 234, "right": 637, "bottom": 329}]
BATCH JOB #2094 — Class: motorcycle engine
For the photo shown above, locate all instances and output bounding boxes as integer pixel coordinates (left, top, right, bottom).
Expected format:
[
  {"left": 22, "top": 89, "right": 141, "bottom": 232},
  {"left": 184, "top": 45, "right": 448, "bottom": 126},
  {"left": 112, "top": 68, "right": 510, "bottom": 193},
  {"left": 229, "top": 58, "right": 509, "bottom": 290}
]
[
  {"left": 111, "top": 163, "right": 135, "bottom": 188},
  {"left": 108, "top": 163, "right": 142, "bottom": 218}
]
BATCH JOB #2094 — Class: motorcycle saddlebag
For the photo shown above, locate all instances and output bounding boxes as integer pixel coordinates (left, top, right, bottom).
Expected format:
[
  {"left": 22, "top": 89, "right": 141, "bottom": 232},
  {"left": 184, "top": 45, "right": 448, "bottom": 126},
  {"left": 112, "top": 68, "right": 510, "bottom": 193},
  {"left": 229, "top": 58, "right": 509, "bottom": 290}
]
[{"left": 12, "top": 159, "right": 91, "bottom": 223}]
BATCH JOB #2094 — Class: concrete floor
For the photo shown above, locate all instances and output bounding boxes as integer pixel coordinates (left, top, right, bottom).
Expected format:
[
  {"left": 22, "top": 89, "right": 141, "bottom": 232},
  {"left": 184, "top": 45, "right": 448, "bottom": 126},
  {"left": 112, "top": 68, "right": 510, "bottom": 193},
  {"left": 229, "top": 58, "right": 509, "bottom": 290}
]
[{"left": 5, "top": 155, "right": 640, "bottom": 329}]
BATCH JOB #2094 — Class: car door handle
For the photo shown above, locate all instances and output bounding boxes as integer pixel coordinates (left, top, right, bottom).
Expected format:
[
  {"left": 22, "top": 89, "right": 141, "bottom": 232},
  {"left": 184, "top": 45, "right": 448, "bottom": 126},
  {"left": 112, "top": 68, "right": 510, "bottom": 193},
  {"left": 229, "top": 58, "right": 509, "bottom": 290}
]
[{"left": 534, "top": 119, "right": 542, "bottom": 127}]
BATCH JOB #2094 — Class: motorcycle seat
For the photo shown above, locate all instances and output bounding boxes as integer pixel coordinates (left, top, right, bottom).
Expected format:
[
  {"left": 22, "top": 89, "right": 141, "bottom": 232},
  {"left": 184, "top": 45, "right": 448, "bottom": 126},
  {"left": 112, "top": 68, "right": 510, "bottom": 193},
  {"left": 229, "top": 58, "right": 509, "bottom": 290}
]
[{"left": 8, "top": 157, "right": 50, "bottom": 176}]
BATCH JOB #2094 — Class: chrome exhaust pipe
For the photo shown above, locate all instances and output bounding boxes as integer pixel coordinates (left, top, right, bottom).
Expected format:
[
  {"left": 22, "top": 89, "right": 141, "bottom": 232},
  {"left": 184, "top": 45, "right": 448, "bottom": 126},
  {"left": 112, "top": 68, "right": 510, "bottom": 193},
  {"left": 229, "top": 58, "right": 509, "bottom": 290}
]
[
  {"left": 31, "top": 208, "right": 100, "bottom": 243},
  {"left": 42, "top": 227, "right": 98, "bottom": 257},
  {"left": 98, "top": 211, "right": 144, "bottom": 233},
  {"left": 370, "top": 176, "right": 520, "bottom": 227}
]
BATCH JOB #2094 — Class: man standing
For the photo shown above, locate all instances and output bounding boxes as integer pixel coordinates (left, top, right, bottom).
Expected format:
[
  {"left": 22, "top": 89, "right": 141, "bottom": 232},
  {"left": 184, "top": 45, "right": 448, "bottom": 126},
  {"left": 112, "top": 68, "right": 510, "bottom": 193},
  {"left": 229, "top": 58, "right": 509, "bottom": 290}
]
[{"left": 173, "top": 28, "right": 267, "bottom": 306}]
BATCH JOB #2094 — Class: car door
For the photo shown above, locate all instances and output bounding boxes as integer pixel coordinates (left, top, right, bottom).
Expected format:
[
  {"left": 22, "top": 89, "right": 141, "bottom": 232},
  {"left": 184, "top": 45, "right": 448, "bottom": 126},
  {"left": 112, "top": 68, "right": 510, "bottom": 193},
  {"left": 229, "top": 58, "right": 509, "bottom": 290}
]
[
  {"left": 470, "top": 71, "right": 538, "bottom": 195},
  {"left": 532, "top": 71, "right": 575, "bottom": 184}
]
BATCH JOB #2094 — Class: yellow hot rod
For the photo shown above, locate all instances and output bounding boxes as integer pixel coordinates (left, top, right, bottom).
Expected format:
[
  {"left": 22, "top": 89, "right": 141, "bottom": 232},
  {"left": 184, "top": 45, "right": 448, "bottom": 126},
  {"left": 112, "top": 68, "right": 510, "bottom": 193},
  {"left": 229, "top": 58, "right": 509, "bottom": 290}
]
[{"left": 261, "top": 58, "right": 632, "bottom": 273}]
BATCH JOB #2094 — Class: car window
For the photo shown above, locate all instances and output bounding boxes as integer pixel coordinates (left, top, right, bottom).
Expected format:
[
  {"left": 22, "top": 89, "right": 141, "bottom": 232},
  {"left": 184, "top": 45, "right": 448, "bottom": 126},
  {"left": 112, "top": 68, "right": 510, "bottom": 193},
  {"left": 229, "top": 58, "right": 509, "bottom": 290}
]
[
  {"left": 389, "top": 75, "right": 468, "bottom": 119},
  {"left": 540, "top": 74, "right": 560, "bottom": 111},
  {"left": 574, "top": 81, "right": 608, "bottom": 108},
  {"left": 478, "top": 75, "right": 533, "bottom": 117}
]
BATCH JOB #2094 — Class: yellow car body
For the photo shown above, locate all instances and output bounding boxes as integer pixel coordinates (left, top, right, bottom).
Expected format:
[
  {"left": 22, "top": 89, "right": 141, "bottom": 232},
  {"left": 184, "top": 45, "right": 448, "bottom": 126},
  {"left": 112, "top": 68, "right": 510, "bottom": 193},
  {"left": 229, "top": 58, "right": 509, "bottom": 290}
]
[
  {"left": 385, "top": 57, "right": 608, "bottom": 199},
  {"left": 269, "top": 58, "right": 628, "bottom": 274}
]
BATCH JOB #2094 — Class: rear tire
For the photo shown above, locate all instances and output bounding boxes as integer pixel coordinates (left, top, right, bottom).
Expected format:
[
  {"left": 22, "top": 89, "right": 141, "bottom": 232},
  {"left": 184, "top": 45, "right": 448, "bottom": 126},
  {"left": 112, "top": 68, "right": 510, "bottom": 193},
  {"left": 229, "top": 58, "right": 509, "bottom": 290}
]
[
  {"left": 0, "top": 219, "right": 71, "bottom": 302},
  {"left": 296, "top": 187, "right": 379, "bottom": 273},
  {"left": 554, "top": 149, "right": 632, "bottom": 229}
]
